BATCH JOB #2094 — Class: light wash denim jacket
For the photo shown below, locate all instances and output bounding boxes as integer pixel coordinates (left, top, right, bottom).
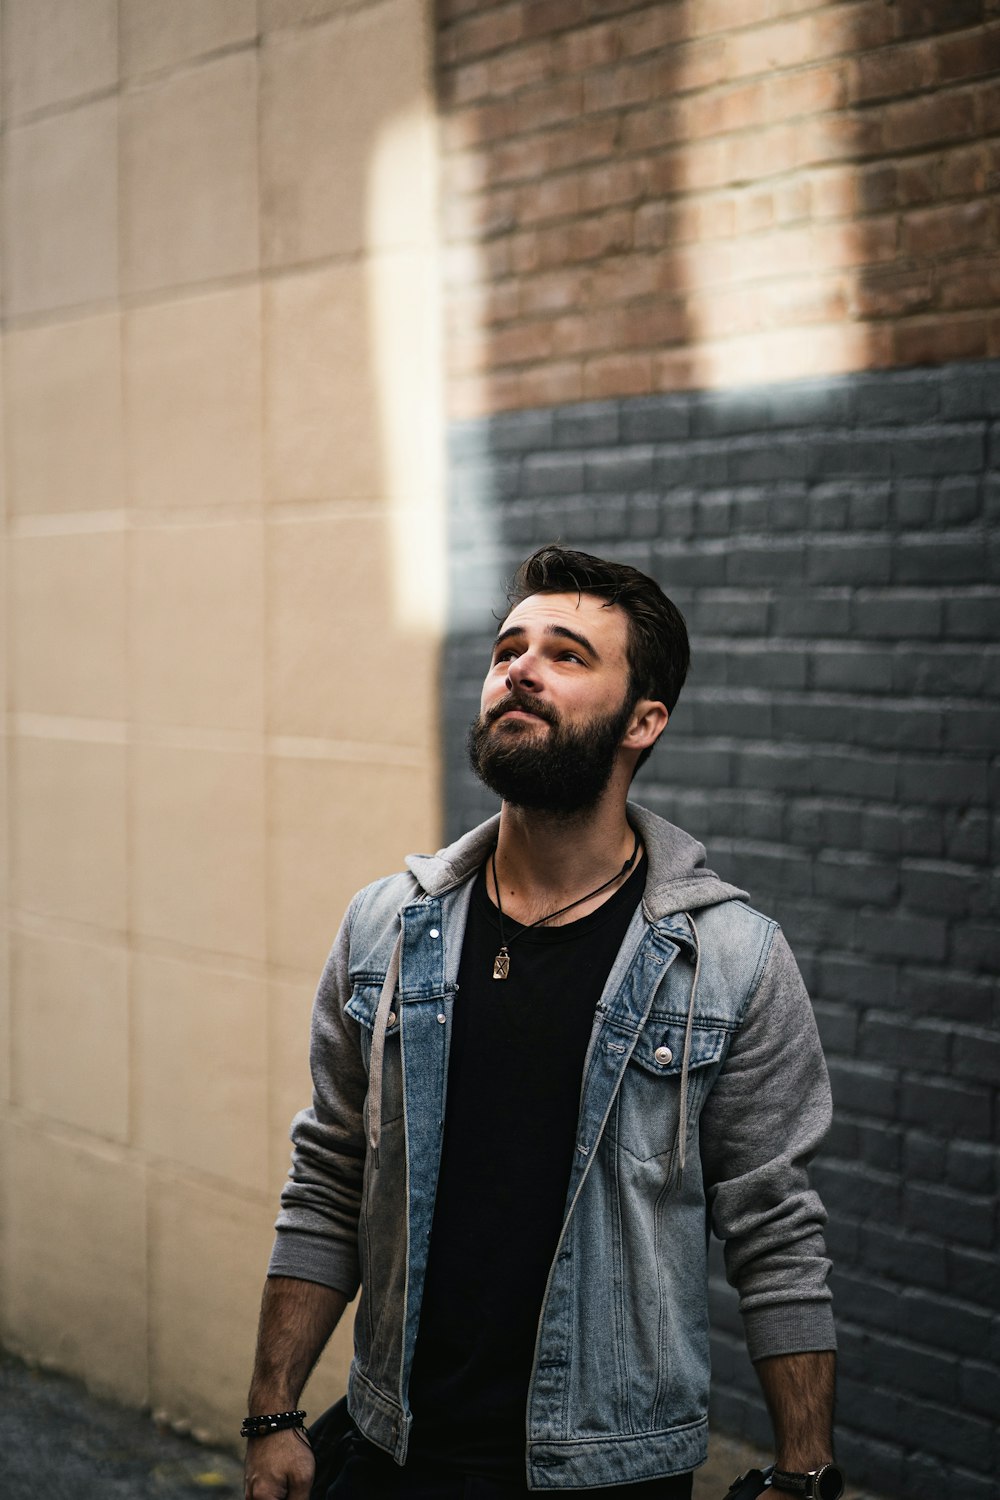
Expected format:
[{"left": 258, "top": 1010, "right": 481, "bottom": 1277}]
[{"left": 270, "top": 804, "right": 835, "bottom": 1490}]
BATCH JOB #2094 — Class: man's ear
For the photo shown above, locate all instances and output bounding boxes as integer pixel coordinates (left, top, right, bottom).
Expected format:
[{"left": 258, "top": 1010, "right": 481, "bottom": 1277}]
[{"left": 624, "top": 698, "right": 669, "bottom": 753}]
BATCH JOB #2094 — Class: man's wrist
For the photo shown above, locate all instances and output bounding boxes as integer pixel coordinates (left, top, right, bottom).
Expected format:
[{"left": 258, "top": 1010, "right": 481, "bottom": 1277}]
[
  {"left": 241, "top": 1408, "right": 307, "bottom": 1440},
  {"left": 773, "top": 1454, "right": 834, "bottom": 1472},
  {"left": 247, "top": 1383, "right": 299, "bottom": 1414}
]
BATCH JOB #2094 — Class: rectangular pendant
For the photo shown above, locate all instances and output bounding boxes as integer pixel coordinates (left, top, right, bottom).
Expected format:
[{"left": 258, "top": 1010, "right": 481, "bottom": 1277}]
[{"left": 493, "top": 950, "right": 510, "bottom": 980}]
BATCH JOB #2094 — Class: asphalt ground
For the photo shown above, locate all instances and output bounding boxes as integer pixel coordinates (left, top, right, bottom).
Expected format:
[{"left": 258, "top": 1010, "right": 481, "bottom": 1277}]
[
  {"left": 0, "top": 1350, "right": 245, "bottom": 1500},
  {"left": 1, "top": 1348, "right": 882, "bottom": 1500}
]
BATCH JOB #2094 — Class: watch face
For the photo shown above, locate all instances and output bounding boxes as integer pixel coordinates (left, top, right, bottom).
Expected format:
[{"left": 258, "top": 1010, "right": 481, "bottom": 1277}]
[{"left": 817, "top": 1466, "right": 845, "bottom": 1500}]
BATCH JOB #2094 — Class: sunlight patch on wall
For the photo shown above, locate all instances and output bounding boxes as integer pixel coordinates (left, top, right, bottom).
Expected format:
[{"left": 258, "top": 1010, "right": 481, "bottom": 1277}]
[
  {"left": 673, "top": 2, "right": 873, "bottom": 391},
  {"left": 366, "top": 103, "right": 447, "bottom": 637}
]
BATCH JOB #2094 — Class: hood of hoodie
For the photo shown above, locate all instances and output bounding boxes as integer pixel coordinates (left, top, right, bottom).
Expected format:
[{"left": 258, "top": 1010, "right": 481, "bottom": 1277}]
[{"left": 404, "top": 800, "right": 748, "bottom": 924}]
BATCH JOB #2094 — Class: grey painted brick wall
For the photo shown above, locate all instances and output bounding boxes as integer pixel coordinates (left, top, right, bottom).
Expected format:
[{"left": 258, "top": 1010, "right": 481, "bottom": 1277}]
[{"left": 442, "top": 360, "right": 1000, "bottom": 1500}]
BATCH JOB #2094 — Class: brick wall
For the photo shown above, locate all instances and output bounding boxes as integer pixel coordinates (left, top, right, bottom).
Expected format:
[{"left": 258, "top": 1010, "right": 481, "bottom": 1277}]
[
  {"left": 441, "top": 359, "right": 1000, "bottom": 1500},
  {"left": 435, "top": 3, "right": 999, "bottom": 1492},
  {"left": 437, "top": 0, "right": 1000, "bottom": 415}
]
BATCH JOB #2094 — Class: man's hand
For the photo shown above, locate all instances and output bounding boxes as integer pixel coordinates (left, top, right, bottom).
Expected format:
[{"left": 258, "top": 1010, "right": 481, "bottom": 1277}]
[{"left": 244, "top": 1428, "right": 316, "bottom": 1500}]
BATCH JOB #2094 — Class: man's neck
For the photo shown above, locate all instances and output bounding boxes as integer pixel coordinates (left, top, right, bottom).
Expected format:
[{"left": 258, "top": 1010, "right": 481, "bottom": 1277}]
[{"left": 491, "top": 793, "right": 639, "bottom": 927}]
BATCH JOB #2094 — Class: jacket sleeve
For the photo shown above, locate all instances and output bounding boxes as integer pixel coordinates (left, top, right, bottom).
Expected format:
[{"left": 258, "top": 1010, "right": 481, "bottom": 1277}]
[
  {"left": 699, "top": 922, "right": 837, "bottom": 1362},
  {"left": 267, "top": 891, "right": 368, "bottom": 1298}
]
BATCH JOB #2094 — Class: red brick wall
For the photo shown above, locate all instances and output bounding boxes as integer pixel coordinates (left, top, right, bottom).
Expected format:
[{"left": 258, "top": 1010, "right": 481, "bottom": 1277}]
[{"left": 436, "top": 0, "right": 1000, "bottom": 416}]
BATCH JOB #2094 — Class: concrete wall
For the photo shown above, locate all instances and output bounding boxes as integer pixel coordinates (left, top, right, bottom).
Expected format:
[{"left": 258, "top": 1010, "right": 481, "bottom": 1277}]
[
  {"left": 436, "top": 5, "right": 999, "bottom": 1499},
  {"left": 0, "top": 0, "right": 443, "bottom": 1442}
]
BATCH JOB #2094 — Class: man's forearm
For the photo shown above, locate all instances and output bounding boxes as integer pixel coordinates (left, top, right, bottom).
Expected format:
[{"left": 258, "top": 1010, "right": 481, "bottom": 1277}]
[
  {"left": 754, "top": 1350, "right": 836, "bottom": 1471},
  {"left": 247, "top": 1275, "right": 349, "bottom": 1412}
]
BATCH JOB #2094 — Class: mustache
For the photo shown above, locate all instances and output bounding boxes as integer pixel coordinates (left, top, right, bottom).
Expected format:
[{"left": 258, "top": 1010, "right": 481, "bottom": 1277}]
[{"left": 485, "top": 690, "right": 558, "bottom": 727}]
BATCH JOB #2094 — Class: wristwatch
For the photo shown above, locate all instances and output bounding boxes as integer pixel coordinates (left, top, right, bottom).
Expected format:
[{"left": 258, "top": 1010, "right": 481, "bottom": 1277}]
[{"left": 770, "top": 1464, "right": 845, "bottom": 1499}]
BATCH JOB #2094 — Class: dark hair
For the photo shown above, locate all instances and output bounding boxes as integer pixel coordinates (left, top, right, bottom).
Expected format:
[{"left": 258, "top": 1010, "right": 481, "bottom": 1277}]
[{"left": 505, "top": 545, "right": 689, "bottom": 771}]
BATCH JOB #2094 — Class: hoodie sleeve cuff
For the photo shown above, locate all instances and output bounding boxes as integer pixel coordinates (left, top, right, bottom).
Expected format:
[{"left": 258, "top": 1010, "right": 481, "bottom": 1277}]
[
  {"left": 743, "top": 1301, "right": 838, "bottom": 1363},
  {"left": 267, "top": 1228, "right": 361, "bottom": 1301}
]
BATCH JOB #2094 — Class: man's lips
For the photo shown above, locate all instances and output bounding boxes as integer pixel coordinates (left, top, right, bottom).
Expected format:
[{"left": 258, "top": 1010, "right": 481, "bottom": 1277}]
[{"left": 487, "top": 695, "right": 555, "bottom": 727}]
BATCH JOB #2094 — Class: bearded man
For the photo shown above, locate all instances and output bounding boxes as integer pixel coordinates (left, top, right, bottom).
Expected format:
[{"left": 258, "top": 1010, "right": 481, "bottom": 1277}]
[{"left": 244, "top": 547, "right": 843, "bottom": 1500}]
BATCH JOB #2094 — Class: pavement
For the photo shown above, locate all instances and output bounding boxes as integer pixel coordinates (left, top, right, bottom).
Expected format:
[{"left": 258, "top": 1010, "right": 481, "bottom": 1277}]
[
  {"left": 0, "top": 1350, "right": 245, "bottom": 1500},
  {"left": 0, "top": 1347, "right": 879, "bottom": 1500}
]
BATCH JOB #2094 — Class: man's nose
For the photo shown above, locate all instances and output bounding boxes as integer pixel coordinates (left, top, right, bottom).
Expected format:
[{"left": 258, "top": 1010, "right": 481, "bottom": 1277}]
[{"left": 506, "top": 651, "right": 541, "bottom": 693}]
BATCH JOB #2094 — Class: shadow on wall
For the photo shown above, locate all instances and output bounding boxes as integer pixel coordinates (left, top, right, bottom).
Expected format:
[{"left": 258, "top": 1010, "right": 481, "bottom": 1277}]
[{"left": 444, "top": 359, "right": 999, "bottom": 1500}]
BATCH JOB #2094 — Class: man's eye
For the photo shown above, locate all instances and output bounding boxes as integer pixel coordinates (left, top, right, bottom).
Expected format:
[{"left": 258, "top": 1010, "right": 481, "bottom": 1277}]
[{"left": 494, "top": 648, "right": 518, "bottom": 663}]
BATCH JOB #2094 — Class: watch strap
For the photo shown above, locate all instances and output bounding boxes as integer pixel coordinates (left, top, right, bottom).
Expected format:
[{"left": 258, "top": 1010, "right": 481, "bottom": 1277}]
[
  {"left": 770, "top": 1465, "right": 844, "bottom": 1500},
  {"left": 771, "top": 1472, "right": 810, "bottom": 1496}
]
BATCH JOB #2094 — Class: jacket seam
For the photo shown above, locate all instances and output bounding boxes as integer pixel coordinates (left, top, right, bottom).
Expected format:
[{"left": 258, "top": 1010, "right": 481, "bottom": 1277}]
[{"left": 735, "top": 916, "right": 777, "bottom": 1027}]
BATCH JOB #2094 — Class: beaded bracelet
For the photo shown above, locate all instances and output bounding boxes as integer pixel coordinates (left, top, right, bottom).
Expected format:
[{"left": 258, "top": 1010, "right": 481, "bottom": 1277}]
[{"left": 241, "top": 1408, "right": 307, "bottom": 1439}]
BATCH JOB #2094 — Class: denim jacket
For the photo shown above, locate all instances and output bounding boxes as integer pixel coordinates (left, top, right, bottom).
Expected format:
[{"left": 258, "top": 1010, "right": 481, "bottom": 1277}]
[{"left": 270, "top": 804, "right": 835, "bottom": 1490}]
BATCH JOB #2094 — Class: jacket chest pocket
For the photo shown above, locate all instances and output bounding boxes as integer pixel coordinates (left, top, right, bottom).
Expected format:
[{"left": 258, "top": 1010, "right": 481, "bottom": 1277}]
[
  {"left": 613, "top": 1020, "right": 729, "bottom": 1163},
  {"left": 346, "top": 980, "right": 404, "bottom": 1127}
]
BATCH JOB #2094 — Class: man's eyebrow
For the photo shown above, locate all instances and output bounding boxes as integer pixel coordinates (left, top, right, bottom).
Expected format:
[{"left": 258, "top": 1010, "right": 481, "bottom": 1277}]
[{"left": 492, "top": 623, "right": 601, "bottom": 660}]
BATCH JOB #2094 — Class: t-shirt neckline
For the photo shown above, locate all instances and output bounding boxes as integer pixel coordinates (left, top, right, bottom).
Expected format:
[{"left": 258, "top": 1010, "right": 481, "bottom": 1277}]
[{"left": 473, "top": 849, "right": 648, "bottom": 946}]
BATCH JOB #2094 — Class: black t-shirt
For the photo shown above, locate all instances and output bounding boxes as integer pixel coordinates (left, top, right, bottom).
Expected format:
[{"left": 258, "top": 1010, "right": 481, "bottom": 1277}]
[{"left": 405, "top": 852, "right": 647, "bottom": 1480}]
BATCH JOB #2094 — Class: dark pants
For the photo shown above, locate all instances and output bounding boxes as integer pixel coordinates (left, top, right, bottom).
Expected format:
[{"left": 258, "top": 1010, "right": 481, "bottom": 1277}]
[{"left": 325, "top": 1437, "right": 694, "bottom": 1499}]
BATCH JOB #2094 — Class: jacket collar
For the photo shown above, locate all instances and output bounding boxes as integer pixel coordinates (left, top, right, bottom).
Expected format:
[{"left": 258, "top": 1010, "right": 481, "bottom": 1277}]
[{"left": 405, "top": 802, "right": 747, "bottom": 944}]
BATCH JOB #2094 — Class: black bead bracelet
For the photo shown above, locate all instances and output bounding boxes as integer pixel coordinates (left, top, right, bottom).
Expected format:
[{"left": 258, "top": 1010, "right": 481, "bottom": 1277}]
[{"left": 241, "top": 1408, "right": 307, "bottom": 1439}]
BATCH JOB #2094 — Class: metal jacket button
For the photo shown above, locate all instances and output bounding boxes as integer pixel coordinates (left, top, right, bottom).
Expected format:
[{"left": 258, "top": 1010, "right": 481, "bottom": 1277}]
[{"left": 655, "top": 1045, "right": 673, "bottom": 1066}]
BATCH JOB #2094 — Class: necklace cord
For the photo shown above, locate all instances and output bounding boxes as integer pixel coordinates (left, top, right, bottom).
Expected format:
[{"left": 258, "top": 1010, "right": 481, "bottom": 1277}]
[{"left": 490, "top": 828, "right": 641, "bottom": 955}]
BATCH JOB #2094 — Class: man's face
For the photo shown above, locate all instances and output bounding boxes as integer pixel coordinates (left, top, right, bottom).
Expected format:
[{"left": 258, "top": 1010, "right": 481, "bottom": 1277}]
[{"left": 467, "top": 592, "right": 637, "bottom": 816}]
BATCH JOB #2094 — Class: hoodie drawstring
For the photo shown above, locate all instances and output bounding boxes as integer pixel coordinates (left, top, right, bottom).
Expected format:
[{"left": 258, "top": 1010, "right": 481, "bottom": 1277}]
[
  {"left": 369, "top": 930, "right": 402, "bottom": 1168},
  {"left": 675, "top": 916, "right": 702, "bottom": 1182}
]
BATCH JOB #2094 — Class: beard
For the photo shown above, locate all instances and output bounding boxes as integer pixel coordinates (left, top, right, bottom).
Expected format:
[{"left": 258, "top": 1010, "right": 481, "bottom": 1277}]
[{"left": 467, "top": 687, "right": 634, "bottom": 817}]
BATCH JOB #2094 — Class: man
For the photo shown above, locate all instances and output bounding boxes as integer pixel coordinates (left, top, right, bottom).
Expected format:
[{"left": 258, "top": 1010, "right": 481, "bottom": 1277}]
[{"left": 245, "top": 547, "right": 842, "bottom": 1500}]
